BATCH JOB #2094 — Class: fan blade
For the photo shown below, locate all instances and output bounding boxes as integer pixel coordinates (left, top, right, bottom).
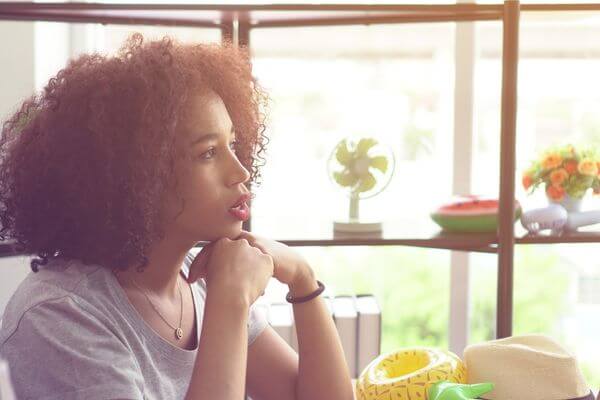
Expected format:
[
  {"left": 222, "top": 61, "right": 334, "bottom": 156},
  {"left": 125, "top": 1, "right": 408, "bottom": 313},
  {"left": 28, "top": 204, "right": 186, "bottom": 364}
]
[
  {"left": 335, "top": 139, "right": 352, "bottom": 167},
  {"left": 356, "top": 172, "right": 376, "bottom": 193},
  {"left": 369, "top": 155, "right": 388, "bottom": 173},
  {"left": 356, "top": 138, "right": 378, "bottom": 157},
  {"left": 333, "top": 170, "right": 359, "bottom": 187}
]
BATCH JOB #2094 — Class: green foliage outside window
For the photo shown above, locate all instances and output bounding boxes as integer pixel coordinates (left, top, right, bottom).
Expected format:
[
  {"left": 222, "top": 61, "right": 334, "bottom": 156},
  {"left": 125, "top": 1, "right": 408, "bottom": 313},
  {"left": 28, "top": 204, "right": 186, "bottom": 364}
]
[{"left": 301, "top": 245, "right": 599, "bottom": 387}]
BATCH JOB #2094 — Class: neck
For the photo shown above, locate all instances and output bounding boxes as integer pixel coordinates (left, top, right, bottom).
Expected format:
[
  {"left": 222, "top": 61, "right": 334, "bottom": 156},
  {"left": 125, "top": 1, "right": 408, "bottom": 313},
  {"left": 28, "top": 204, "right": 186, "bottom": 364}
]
[{"left": 113, "top": 235, "right": 198, "bottom": 299}]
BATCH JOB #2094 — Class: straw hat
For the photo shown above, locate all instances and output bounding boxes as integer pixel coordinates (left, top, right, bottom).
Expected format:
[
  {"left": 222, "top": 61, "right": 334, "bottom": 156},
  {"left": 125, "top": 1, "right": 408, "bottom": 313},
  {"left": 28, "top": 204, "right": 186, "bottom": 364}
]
[{"left": 464, "top": 334, "right": 594, "bottom": 400}]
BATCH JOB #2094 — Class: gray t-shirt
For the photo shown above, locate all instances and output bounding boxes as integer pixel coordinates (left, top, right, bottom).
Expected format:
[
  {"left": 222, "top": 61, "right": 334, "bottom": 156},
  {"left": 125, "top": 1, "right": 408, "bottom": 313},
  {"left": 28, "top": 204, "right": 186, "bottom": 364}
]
[{"left": 0, "top": 250, "right": 268, "bottom": 400}]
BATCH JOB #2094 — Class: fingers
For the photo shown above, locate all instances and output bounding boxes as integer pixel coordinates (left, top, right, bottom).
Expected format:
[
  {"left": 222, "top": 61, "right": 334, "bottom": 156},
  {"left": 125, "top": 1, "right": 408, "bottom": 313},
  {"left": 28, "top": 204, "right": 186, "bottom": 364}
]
[
  {"left": 237, "top": 231, "right": 268, "bottom": 254},
  {"left": 236, "top": 230, "right": 254, "bottom": 244},
  {"left": 187, "top": 242, "right": 215, "bottom": 284}
]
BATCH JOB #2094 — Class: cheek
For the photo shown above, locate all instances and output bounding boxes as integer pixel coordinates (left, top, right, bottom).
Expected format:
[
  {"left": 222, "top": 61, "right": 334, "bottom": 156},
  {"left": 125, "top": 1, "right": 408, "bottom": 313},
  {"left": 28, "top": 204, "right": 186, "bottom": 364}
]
[
  {"left": 178, "top": 181, "right": 224, "bottom": 226},
  {"left": 172, "top": 165, "right": 242, "bottom": 239}
]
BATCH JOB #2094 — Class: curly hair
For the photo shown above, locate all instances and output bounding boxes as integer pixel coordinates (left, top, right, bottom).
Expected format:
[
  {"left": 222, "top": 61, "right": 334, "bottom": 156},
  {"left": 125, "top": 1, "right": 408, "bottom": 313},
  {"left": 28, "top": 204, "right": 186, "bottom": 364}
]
[{"left": 0, "top": 33, "right": 269, "bottom": 273}]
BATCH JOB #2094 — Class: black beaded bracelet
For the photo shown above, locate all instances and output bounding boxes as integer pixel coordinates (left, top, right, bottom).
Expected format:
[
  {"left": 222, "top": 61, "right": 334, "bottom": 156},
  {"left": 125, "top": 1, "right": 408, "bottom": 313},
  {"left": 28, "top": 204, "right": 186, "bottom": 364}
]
[{"left": 286, "top": 280, "right": 325, "bottom": 304}]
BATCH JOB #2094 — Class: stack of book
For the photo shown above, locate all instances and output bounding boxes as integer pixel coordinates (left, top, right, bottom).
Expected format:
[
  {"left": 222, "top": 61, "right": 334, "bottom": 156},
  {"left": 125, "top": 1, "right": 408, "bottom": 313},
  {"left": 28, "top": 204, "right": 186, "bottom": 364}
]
[{"left": 256, "top": 279, "right": 382, "bottom": 379}]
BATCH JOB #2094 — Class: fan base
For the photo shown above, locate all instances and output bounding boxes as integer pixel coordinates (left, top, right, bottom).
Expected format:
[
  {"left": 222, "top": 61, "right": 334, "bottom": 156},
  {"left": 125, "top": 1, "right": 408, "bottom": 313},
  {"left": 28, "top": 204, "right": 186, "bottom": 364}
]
[{"left": 333, "top": 220, "right": 383, "bottom": 233}]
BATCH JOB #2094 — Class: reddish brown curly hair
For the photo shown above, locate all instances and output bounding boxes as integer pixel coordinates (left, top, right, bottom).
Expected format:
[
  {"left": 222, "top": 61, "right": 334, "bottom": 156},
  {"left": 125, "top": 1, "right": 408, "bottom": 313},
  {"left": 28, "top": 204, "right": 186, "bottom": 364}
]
[{"left": 0, "top": 33, "right": 269, "bottom": 273}]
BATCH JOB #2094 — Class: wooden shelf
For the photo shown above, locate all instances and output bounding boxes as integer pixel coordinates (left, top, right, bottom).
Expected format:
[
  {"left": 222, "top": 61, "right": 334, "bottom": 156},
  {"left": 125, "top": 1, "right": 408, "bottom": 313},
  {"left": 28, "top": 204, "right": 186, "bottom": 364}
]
[
  {"left": 0, "top": 3, "right": 504, "bottom": 27},
  {"left": 0, "top": 241, "right": 22, "bottom": 258},
  {"left": 4, "top": 220, "right": 600, "bottom": 259},
  {"left": 2, "top": 0, "right": 592, "bottom": 338},
  {"left": 249, "top": 216, "right": 497, "bottom": 252},
  {"left": 516, "top": 229, "right": 600, "bottom": 244},
  {"left": 4, "top": 2, "right": 600, "bottom": 30}
]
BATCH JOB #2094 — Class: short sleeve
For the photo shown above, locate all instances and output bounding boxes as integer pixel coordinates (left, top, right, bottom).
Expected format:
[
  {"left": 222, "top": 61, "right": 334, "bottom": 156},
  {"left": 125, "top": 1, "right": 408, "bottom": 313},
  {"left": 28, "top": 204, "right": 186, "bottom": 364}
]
[{"left": 0, "top": 296, "right": 144, "bottom": 400}]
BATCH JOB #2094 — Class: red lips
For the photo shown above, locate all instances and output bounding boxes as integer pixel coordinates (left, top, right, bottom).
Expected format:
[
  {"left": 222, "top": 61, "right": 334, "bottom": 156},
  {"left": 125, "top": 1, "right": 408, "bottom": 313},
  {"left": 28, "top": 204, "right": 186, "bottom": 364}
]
[{"left": 228, "top": 193, "right": 253, "bottom": 221}]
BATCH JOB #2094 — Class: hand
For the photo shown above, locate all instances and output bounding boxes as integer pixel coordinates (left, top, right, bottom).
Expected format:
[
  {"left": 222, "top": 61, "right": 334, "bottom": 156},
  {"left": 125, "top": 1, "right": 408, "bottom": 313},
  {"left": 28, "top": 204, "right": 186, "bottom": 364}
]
[
  {"left": 235, "top": 230, "right": 314, "bottom": 287},
  {"left": 187, "top": 237, "right": 274, "bottom": 306},
  {"left": 428, "top": 381, "right": 494, "bottom": 400}
]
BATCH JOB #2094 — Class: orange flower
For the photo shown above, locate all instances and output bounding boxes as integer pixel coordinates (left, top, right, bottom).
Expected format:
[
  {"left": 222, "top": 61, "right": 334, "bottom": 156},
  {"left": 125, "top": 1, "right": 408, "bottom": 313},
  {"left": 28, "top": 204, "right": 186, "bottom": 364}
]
[
  {"left": 541, "top": 153, "right": 563, "bottom": 170},
  {"left": 550, "top": 168, "right": 568, "bottom": 185},
  {"left": 565, "top": 160, "right": 578, "bottom": 175},
  {"left": 522, "top": 174, "right": 533, "bottom": 190},
  {"left": 546, "top": 185, "right": 565, "bottom": 201},
  {"left": 596, "top": 162, "right": 600, "bottom": 175},
  {"left": 578, "top": 158, "right": 598, "bottom": 176}
]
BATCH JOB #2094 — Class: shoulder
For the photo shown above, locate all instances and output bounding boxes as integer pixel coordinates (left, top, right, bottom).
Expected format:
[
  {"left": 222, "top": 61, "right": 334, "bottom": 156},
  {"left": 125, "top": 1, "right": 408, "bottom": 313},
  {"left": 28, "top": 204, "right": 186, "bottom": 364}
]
[
  {"left": 0, "top": 257, "right": 117, "bottom": 345},
  {"left": 0, "top": 259, "right": 145, "bottom": 399},
  {"left": 0, "top": 292, "right": 144, "bottom": 400}
]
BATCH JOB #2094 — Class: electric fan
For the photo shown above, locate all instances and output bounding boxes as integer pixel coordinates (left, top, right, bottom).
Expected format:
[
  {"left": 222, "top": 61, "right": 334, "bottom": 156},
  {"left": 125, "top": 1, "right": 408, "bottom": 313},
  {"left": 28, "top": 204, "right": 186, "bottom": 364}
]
[{"left": 327, "top": 137, "right": 395, "bottom": 233}]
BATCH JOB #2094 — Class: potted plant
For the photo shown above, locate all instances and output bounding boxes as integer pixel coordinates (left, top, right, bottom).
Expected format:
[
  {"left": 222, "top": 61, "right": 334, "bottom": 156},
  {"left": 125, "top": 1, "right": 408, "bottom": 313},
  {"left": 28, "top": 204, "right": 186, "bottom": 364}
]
[{"left": 521, "top": 144, "right": 600, "bottom": 212}]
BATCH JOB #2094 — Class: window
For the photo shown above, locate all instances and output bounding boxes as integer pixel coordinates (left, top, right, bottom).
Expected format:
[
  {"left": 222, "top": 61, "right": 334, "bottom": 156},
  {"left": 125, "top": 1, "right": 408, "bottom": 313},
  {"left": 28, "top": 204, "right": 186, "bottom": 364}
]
[
  {"left": 472, "top": 12, "right": 600, "bottom": 385},
  {"left": 6, "top": 2, "right": 600, "bottom": 387}
]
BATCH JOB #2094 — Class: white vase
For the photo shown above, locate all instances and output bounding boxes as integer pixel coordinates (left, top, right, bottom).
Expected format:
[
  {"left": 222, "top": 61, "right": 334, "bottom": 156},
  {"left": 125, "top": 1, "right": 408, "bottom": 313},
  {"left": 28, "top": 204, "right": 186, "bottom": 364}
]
[{"left": 548, "top": 194, "right": 583, "bottom": 212}]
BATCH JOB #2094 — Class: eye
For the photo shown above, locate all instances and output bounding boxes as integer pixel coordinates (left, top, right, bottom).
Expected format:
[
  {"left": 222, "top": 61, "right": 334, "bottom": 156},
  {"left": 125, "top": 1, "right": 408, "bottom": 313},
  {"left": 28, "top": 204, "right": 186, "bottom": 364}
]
[
  {"left": 229, "top": 140, "right": 237, "bottom": 151},
  {"left": 199, "top": 147, "right": 216, "bottom": 160}
]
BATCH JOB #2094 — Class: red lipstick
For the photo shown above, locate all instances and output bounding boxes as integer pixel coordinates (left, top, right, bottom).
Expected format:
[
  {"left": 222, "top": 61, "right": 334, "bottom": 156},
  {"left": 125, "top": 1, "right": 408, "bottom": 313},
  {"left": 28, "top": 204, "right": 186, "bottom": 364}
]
[{"left": 228, "top": 193, "right": 252, "bottom": 221}]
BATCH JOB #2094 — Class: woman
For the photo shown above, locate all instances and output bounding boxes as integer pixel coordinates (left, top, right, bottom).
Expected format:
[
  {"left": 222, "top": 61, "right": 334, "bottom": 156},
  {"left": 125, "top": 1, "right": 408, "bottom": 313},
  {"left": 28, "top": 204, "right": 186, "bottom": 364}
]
[{"left": 0, "top": 33, "right": 353, "bottom": 400}]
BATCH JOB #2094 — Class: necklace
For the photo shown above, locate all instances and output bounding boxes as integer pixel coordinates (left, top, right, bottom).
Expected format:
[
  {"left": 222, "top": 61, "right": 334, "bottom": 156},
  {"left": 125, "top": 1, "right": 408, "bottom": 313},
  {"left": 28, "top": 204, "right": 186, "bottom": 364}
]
[{"left": 129, "top": 276, "right": 184, "bottom": 340}]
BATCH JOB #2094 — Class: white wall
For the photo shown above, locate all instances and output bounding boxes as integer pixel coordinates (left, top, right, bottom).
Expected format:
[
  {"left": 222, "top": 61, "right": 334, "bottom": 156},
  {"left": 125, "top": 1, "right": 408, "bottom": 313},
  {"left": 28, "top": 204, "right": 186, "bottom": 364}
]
[
  {"left": 0, "top": 16, "right": 94, "bottom": 316},
  {"left": 0, "top": 19, "right": 36, "bottom": 316},
  {"left": 0, "top": 257, "right": 31, "bottom": 316},
  {"left": 0, "top": 20, "right": 34, "bottom": 125}
]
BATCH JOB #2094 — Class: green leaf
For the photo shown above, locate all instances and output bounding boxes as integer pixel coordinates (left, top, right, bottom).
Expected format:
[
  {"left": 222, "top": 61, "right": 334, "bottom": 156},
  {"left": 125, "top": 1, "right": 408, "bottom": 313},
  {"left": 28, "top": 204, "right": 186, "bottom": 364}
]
[
  {"left": 335, "top": 139, "right": 352, "bottom": 167},
  {"left": 571, "top": 175, "right": 594, "bottom": 191},
  {"left": 369, "top": 155, "right": 388, "bottom": 173},
  {"left": 356, "top": 172, "right": 376, "bottom": 193},
  {"left": 356, "top": 138, "right": 378, "bottom": 158},
  {"left": 333, "top": 170, "right": 358, "bottom": 187}
]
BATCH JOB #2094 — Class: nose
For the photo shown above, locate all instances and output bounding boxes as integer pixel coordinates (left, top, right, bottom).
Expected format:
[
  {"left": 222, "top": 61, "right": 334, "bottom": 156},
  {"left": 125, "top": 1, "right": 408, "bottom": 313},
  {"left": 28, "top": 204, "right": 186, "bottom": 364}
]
[{"left": 226, "top": 149, "right": 251, "bottom": 187}]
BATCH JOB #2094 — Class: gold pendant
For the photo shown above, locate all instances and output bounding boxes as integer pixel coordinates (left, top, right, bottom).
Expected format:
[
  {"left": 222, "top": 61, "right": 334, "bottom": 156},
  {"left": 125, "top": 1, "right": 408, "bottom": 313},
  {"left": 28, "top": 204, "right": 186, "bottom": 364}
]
[{"left": 175, "top": 327, "right": 183, "bottom": 340}]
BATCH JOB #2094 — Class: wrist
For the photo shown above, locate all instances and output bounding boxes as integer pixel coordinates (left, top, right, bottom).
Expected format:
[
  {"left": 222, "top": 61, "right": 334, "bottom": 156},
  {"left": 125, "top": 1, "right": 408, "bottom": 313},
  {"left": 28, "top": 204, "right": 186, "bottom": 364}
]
[
  {"left": 206, "top": 288, "right": 251, "bottom": 312},
  {"left": 288, "top": 263, "right": 318, "bottom": 298}
]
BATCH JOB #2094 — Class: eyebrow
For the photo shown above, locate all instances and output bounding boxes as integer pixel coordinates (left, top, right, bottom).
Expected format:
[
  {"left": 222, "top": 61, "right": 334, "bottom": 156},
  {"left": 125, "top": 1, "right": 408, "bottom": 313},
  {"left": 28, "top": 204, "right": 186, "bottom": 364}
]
[{"left": 190, "top": 125, "right": 235, "bottom": 146}]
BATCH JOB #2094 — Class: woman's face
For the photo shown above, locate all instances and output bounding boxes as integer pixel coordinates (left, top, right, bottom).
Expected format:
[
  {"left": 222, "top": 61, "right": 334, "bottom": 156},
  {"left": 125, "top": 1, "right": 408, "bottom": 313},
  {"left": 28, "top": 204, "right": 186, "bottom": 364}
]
[{"left": 164, "top": 89, "right": 252, "bottom": 242}]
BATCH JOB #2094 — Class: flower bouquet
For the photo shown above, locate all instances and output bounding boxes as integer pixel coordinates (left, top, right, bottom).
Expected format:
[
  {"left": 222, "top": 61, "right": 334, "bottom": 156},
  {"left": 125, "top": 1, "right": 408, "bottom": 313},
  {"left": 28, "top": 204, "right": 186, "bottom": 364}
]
[{"left": 522, "top": 144, "right": 600, "bottom": 211}]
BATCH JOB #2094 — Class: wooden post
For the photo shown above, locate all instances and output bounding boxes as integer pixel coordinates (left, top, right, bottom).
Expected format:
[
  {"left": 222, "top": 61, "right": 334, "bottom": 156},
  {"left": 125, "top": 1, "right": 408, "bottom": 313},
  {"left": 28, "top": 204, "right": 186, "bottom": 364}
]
[{"left": 497, "top": 0, "right": 520, "bottom": 339}]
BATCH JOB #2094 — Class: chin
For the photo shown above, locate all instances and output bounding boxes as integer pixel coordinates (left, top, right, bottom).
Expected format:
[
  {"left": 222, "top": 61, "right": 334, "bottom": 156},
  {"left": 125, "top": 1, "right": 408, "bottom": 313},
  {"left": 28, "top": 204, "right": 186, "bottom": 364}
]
[{"left": 196, "top": 223, "right": 243, "bottom": 242}]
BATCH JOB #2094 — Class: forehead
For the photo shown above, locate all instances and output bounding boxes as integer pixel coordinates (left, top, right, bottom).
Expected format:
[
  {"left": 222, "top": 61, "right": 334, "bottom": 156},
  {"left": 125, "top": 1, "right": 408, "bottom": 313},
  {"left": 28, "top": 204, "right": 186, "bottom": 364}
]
[{"left": 179, "top": 90, "right": 232, "bottom": 138}]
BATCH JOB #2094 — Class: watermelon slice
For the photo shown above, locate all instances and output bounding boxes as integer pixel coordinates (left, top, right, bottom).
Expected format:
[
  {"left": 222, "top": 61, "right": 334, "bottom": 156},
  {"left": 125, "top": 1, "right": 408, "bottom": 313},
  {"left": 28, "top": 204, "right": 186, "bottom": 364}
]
[{"left": 431, "top": 196, "right": 522, "bottom": 233}]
